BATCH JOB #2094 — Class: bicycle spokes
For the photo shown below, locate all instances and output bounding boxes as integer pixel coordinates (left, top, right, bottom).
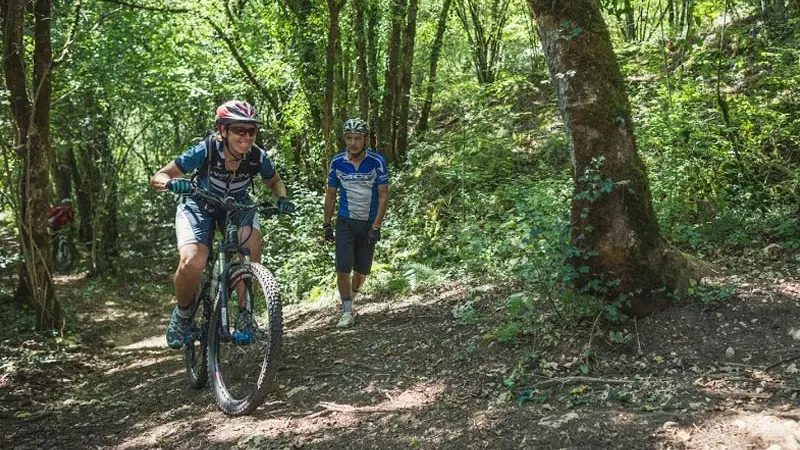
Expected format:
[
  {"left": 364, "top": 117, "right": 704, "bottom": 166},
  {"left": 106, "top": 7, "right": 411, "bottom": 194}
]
[{"left": 207, "top": 263, "right": 282, "bottom": 416}]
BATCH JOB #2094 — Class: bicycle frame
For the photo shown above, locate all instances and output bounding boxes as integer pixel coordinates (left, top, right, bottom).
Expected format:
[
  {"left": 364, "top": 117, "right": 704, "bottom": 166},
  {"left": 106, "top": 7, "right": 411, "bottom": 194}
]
[{"left": 192, "top": 187, "right": 273, "bottom": 345}]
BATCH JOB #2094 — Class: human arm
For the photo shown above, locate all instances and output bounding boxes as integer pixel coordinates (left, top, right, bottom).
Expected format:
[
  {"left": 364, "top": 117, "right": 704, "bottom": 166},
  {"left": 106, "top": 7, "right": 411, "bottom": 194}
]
[
  {"left": 371, "top": 184, "right": 388, "bottom": 230},
  {"left": 262, "top": 172, "right": 288, "bottom": 199},
  {"left": 150, "top": 162, "right": 186, "bottom": 191},
  {"left": 323, "top": 186, "right": 337, "bottom": 242},
  {"left": 323, "top": 186, "right": 338, "bottom": 226}
]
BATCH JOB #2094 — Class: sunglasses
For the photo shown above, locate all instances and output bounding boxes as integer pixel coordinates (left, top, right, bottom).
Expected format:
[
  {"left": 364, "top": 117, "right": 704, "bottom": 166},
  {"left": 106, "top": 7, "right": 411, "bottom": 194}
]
[{"left": 228, "top": 126, "right": 258, "bottom": 137}]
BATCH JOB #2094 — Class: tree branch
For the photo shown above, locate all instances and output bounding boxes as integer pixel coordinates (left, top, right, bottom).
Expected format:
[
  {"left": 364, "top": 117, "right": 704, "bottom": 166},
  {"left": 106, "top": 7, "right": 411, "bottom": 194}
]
[
  {"left": 98, "top": 0, "right": 190, "bottom": 13},
  {"left": 53, "top": 0, "right": 83, "bottom": 65},
  {"left": 532, "top": 376, "right": 635, "bottom": 388},
  {"left": 95, "top": 0, "right": 280, "bottom": 118}
]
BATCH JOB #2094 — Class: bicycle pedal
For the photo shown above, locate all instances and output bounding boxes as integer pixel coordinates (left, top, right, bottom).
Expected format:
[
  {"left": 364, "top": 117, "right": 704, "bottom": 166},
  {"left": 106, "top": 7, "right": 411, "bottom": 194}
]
[{"left": 232, "top": 330, "right": 257, "bottom": 345}]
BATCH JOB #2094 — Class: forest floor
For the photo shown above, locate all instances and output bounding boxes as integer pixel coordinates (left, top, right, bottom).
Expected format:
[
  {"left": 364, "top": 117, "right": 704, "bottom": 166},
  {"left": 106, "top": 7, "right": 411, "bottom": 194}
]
[{"left": 1, "top": 250, "right": 800, "bottom": 450}]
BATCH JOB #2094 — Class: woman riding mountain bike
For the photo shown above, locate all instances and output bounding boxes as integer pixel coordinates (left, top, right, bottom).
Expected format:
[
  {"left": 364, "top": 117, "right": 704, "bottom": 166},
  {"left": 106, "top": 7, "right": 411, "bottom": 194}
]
[{"left": 149, "top": 100, "right": 296, "bottom": 350}]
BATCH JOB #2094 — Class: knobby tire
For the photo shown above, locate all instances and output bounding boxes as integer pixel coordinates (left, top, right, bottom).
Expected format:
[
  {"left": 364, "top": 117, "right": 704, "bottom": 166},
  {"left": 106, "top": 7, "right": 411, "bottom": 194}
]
[
  {"left": 184, "top": 277, "right": 211, "bottom": 389},
  {"left": 207, "top": 262, "right": 282, "bottom": 416}
]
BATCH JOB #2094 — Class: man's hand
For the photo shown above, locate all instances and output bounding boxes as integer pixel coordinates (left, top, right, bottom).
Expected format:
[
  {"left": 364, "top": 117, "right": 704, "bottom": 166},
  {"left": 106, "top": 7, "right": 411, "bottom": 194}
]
[
  {"left": 324, "top": 223, "right": 335, "bottom": 243},
  {"left": 367, "top": 227, "right": 381, "bottom": 245},
  {"left": 277, "top": 197, "right": 296, "bottom": 214},
  {"left": 165, "top": 179, "right": 192, "bottom": 194}
]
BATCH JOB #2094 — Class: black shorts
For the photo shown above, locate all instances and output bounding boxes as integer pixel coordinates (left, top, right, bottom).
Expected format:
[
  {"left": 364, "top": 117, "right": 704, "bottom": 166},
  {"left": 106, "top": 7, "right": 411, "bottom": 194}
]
[{"left": 335, "top": 216, "right": 376, "bottom": 275}]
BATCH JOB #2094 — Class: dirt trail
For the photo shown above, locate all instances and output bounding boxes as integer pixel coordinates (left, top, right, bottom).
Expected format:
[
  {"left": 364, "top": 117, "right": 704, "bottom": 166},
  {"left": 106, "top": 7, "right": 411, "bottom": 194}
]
[{"left": 2, "top": 267, "right": 800, "bottom": 450}]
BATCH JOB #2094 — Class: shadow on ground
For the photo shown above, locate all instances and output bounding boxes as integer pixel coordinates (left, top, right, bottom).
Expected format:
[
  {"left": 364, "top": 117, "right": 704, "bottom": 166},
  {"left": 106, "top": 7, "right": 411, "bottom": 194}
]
[{"left": 2, "top": 263, "right": 800, "bottom": 450}]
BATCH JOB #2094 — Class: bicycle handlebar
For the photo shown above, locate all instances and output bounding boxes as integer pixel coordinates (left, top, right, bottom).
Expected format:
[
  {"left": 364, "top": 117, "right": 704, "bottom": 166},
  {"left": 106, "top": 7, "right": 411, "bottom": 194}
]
[{"left": 188, "top": 186, "right": 288, "bottom": 218}]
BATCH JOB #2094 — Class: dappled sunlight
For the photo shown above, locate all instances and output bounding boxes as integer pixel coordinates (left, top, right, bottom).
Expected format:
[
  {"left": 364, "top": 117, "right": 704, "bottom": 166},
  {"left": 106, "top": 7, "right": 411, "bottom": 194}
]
[
  {"left": 355, "top": 284, "right": 470, "bottom": 319},
  {"left": 284, "top": 298, "right": 339, "bottom": 334},
  {"left": 776, "top": 280, "right": 800, "bottom": 298},
  {"left": 117, "top": 334, "right": 166, "bottom": 351},
  {"left": 52, "top": 272, "right": 89, "bottom": 285},
  {"left": 115, "top": 416, "right": 215, "bottom": 450},
  {"left": 192, "top": 381, "right": 445, "bottom": 444},
  {"left": 654, "top": 408, "right": 800, "bottom": 449},
  {"left": 103, "top": 353, "right": 174, "bottom": 376}
]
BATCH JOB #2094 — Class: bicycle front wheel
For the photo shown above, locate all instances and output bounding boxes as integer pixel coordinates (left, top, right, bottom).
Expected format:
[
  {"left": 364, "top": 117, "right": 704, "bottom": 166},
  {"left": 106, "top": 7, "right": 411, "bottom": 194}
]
[{"left": 207, "top": 262, "right": 283, "bottom": 416}]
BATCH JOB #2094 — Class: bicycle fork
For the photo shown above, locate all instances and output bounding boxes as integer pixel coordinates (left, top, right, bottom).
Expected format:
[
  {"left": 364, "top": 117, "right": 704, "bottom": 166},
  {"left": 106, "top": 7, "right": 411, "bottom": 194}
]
[{"left": 216, "top": 223, "right": 255, "bottom": 345}]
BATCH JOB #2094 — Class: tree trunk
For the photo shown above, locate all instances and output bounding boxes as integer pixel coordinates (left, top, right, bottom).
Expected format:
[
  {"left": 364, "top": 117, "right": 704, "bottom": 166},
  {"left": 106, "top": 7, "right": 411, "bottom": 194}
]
[
  {"left": 667, "top": 0, "right": 675, "bottom": 28},
  {"left": 623, "top": 0, "right": 636, "bottom": 41},
  {"left": 3, "top": 0, "right": 62, "bottom": 330},
  {"left": 366, "top": 0, "right": 381, "bottom": 149},
  {"left": 418, "top": 0, "right": 452, "bottom": 133},
  {"left": 683, "top": 0, "right": 694, "bottom": 43},
  {"left": 283, "top": 0, "right": 324, "bottom": 181},
  {"left": 394, "top": 0, "right": 418, "bottom": 161},
  {"left": 455, "top": 0, "right": 511, "bottom": 84},
  {"left": 379, "top": 0, "right": 405, "bottom": 161},
  {"left": 323, "top": 0, "right": 343, "bottom": 166},
  {"left": 52, "top": 148, "right": 72, "bottom": 202},
  {"left": 353, "top": 0, "right": 369, "bottom": 120},
  {"left": 528, "top": 0, "right": 699, "bottom": 317},
  {"left": 88, "top": 125, "right": 118, "bottom": 277},
  {"left": 66, "top": 145, "right": 94, "bottom": 243}
]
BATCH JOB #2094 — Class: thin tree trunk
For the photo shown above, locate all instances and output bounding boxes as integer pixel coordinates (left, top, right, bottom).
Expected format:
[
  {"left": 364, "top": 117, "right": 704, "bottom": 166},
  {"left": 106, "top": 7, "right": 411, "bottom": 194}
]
[
  {"left": 336, "top": 21, "right": 347, "bottom": 153},
  {"left": 418, "top": 0, "right": 452, "bottom": 134},
  {"left": 623, "top": 0, "right": 636, "bottom": 41},
  {"left": 528, "top": 0, "right": 700, "bottom": 317},
  {"left": 684, "top": 0, "right": 694, "bottom": 43},
  {"left": 353, "top": 0, "right": 369, "bottom": 120},
  {"left": 366, "top": 0, "right": 380, "bottom": 148},
  {"left": 455, "top": 0, "right": 510, "bottom": 84},
  {"left": 3, "top": 0, "right": 62, "bottom": 329},
  {"left": 283, "top": 0, "right": 324, "bottom": 177},
  {"left": 667, "top": 0, "right": 675, "bottom": 27},
  {"left": 53, "top": 148, "right": 72, "bottom": 201},
  {"left": 66, "top": 145, "right": 93, "bottom": 243},
  {"left": 323, "top": 0, "right": 343, "bottom": 166},
  {"left": 394, "top": 0, "right": 418, "bottom": 161},
  {"left": 380, "top": 0, "right": 404, "bottom": 161}
]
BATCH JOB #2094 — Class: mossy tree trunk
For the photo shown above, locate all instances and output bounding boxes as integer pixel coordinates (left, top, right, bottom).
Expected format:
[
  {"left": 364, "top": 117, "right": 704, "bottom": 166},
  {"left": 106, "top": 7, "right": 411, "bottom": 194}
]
[
  {"left": 379, "top": 0, "right": 405, "bottom": 162},
  {"left": 3, "top": 0, "right": 62, "bottom": 329},
  {"left": 394, "top": 0, "right": 418, "bottom": 162},
  {"left": 528, "top": 0, "right": 699, "bottom": 317}
]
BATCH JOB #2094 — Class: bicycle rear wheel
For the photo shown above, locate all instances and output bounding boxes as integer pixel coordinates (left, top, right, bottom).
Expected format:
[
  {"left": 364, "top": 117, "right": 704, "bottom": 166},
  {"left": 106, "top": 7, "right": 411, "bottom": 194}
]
[
  {"left": 184, "top": 277, "right": 211, "bottom": 389},
  {"left": 53, "top": 236, "right": 75, "bottom": 272},
  {"left": 207, "top": 262, "right": 282, "bottom": 416}
]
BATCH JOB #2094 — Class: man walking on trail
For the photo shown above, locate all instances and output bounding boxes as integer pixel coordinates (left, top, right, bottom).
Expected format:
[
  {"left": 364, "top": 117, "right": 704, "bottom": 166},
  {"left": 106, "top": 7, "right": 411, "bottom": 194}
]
[
  {"left": 150, "top": 100, "right": 296, "bottom": 349},
  {"left": 324, "top": 118, "right": 389, "bottom": 328}
]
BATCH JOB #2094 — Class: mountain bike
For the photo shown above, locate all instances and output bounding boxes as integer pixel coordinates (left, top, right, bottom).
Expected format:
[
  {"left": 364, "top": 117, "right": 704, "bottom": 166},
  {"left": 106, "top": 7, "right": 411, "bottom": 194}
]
[
  {"left": 181, "top": 186, "right": 286, "bottom": 416},
  {"left": 50, "top": 226, "right": 76, "bottom": 272}
]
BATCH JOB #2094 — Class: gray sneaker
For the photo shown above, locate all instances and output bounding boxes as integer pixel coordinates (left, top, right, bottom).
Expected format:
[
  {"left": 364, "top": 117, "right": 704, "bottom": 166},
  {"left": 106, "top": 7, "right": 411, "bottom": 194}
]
[
  {"left": 166, "top": 306, "right": 190, "bottom": 349},
  {"left": 336, "top": 311, "right": 356, "bottom": 328}
]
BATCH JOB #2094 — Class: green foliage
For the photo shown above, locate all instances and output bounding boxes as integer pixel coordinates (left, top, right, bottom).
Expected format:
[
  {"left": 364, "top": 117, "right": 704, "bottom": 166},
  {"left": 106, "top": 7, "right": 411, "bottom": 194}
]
[
  {"left": 629, "top": 18, "right": 800, "bottom": 255},
  {"left": 687, "top": 278, "right": 736, "bottom": 307},
  {"left": 403, "top": 262, "right": 447, "bottom": 293}
]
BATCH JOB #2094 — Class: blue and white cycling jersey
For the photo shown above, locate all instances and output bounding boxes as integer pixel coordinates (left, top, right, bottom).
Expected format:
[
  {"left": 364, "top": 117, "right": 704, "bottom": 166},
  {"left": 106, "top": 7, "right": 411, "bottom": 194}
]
[
  {"left": 174, "top": 137, "right": 275, "bottom": 200},
  {"left": 327, "top": 149, "right": 389, "bottom": 221}
]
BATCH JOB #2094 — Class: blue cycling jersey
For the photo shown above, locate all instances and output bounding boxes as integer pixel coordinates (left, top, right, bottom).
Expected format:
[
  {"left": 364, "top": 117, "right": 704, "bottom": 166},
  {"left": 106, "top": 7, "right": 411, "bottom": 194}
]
[
  {"left": 174, "top": 137, "right": 275, "bottom": 200},
  {"left": 327, "top": 149, "right": 388, "bottom": 221}
]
